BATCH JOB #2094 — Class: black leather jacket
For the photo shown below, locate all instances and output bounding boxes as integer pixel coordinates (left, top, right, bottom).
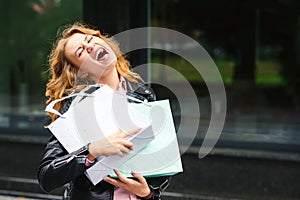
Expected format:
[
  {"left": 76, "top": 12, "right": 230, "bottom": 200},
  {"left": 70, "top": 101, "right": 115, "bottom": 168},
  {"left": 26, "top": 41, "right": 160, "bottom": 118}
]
[{"left": 38, "top": 82, "right": 171, "bottom": 200}]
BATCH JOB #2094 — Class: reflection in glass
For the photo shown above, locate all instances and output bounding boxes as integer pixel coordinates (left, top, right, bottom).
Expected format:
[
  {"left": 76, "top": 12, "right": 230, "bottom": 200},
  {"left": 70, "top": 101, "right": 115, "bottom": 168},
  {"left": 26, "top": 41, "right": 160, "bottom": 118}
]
[{"left": 0, "top": 0, "right": 83, "bottom": 130}]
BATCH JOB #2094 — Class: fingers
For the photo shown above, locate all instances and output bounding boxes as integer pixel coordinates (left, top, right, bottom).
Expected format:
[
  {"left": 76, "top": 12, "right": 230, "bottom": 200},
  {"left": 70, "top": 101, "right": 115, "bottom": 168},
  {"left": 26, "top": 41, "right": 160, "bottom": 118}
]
[
  {"left": 104, "top": 169, "right": 128, "bottom": 187},
  {"left": 104, "top": 176, "right": 123, "bottom": 187},
  {"left": 118, "top": 144, "right": 131, "bottom": 154},
  {"left": 114, "top": 169, "right": 128, "bottom": 183},
  {"left": 122, "top": 140, "right": 133, "bottom": 150},
  {"left": 116, "top": 139, "right": 133, "bottom": 155},
  {"left": 112, "top": 169, "right": 146, "bottom": 185},
  {"left": 115, "top": 129, "right": 136, "bottom": 154},
  {"left": 96, "top": 129, "right": 137, "bottom": 157},
  {"left": 122, "top": 129, "right": 141, "bottom": 138},
  {"left": 104, "top": 169, "right": 151, "bottom": 197},
  {"left": 131, "top": 171, "right": 147, "bottom": 185}
]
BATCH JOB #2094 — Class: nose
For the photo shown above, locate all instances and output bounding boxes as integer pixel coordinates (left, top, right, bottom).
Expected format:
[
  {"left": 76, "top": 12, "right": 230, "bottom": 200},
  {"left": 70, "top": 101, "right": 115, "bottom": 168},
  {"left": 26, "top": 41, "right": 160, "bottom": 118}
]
[{"left": 85, "top": 43, "right": 93, "bottom": 53}]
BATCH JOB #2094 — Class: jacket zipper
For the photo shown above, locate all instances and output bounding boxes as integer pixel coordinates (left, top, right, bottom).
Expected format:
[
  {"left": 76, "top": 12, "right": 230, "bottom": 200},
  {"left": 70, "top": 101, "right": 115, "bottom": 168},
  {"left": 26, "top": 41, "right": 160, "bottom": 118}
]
[{"left": 54, "top": 148, "right": 87, "bottom": 167}]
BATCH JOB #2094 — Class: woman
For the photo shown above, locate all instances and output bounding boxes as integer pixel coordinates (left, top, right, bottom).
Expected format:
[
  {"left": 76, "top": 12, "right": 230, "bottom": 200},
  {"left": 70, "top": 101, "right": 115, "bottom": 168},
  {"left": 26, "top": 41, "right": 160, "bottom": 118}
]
[{"left": 38, "top": 22, "right": 171, "bottom": 200}]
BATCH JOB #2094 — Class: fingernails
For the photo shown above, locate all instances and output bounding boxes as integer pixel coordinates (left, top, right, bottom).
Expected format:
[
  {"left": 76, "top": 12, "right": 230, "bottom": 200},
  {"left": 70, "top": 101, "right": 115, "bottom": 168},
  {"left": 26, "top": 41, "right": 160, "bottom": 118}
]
[
  {"left": 131, "top": 170, "right": 136, "bottom": 175},
  {"left": 113, "top": 169, "right": 118, "bottom": 174}
]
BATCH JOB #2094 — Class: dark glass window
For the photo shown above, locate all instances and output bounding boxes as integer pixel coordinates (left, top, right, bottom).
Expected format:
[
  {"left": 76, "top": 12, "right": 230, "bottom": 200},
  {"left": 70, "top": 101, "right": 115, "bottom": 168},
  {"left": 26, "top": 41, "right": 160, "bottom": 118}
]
[
  {"left": 1, "top": 0, "right": 299, "bottom": 153},
  {"left": 0, "top": 0, "right": 83, "bottom": 133},
  {"left": 151, "top": 0, "right": 300, "bottom": 152}
]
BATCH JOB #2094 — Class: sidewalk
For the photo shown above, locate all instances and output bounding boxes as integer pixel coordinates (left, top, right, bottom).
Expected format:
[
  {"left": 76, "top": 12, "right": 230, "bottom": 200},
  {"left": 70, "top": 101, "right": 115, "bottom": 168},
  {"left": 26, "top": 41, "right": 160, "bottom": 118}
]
[{"left": 0, "top": 196, "right": 41, "bottom": 200}]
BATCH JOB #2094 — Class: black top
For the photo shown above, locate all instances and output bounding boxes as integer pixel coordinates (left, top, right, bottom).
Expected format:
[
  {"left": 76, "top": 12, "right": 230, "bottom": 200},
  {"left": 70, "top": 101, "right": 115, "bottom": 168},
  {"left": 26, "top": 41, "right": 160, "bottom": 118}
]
[{"left": 38, "top": 81, "right": 171, "bottom": 200}]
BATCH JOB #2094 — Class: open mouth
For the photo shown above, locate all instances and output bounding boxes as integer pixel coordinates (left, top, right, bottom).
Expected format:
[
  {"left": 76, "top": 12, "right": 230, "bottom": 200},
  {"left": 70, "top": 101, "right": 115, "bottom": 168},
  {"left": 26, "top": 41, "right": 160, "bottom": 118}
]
[{"left": 96, "top": 47, "right": 108, "bottom": 61}]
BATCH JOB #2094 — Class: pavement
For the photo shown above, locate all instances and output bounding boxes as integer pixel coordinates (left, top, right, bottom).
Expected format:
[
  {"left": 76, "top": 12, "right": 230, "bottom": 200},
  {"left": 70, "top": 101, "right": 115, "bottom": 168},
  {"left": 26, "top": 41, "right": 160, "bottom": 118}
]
[{"left": 0, "top": 196, "right": 40, "bottom": 200}]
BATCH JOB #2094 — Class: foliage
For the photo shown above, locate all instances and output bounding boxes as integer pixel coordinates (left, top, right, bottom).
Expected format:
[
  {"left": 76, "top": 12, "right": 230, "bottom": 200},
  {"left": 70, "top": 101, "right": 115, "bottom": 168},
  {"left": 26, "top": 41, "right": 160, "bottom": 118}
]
[{"left": 0, "top": 0, "right": 83, "bottom": 99}]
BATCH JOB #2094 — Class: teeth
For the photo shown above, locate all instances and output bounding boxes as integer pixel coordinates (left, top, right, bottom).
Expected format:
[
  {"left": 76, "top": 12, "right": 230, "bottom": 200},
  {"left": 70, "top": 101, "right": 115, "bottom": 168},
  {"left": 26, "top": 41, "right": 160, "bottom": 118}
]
[{"left": 96, "top": 48, "right": 107, "bottom": 61}]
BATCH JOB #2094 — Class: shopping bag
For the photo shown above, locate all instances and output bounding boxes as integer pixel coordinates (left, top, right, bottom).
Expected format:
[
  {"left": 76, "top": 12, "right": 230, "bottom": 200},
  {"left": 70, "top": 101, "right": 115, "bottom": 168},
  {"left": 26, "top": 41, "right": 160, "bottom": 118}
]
[
  {"left": 45, "top": 85, "right": 155, "bottom": 184},
  {"left": 86, "top": 99, "right": 183, "bottom": 185},
  {"left": 46, "top": 84, "right": 183, "bottom": 186},
  {"left": 45, "top": 85, "right": 153, "bottom": 152}
]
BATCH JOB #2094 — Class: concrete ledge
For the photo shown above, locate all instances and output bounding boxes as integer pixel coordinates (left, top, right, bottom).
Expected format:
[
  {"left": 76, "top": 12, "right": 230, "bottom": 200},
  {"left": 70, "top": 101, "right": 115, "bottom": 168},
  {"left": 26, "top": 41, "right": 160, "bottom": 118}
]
[
  {"left": 0, "top": 135, "right": 299, "bottom": 199},
  {"left": 188, "top": 146, "right": 300, "bottom": 162},
  {"left": 168, "top": 151, "right": 300, "bottom": 200}
]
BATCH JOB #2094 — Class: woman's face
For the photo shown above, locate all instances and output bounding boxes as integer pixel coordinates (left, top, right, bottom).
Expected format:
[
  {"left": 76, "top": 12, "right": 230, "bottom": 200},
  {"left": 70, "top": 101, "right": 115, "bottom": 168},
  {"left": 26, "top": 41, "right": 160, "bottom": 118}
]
[{"left": 65, "top": 33, "right": 117, "bottom": 80}]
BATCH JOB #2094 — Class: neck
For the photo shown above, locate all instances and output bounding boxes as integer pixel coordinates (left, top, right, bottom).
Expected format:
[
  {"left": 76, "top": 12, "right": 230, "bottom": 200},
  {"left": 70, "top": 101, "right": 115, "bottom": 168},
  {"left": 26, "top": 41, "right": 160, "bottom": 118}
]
[{"left": 98, "top": 67, "right": 120, "bottom": 90}]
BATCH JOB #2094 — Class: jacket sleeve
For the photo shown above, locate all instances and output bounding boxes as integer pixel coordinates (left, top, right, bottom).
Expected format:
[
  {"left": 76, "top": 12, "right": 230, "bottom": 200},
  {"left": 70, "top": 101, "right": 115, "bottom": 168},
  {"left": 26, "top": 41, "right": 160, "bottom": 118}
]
[
  {"left": 38, "top": 98, "right": 92, "bottom": 192},
  {"left": 141, "top": 176, "right": 172, "bottom": 200},
  {"left": 37, "top": 135, "right": 90, "bottom": 192}
]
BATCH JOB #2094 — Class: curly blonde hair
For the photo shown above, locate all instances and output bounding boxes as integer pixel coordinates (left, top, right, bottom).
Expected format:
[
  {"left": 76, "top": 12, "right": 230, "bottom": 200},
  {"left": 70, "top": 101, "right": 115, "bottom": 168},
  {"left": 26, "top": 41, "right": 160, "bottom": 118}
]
[{"left": 46, "top": 22, "right": 140, "bottom": 122}]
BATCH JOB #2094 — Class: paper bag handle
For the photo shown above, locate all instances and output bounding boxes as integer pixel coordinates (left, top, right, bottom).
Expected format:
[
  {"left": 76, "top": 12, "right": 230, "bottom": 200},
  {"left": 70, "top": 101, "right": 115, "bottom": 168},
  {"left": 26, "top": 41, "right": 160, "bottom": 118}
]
[
  {"left": 45, "top": 92, "right": 94, "bottom": 118},
  {"left": 45, "top": 84, "right": 151, "bottom": 118}
]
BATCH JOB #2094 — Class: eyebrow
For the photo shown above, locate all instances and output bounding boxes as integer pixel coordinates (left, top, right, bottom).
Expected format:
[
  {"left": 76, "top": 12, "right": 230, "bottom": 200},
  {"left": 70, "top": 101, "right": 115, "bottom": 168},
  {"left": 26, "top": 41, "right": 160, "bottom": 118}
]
[{"left": 74, "top": 34, "right": 88, "bottom": 57}]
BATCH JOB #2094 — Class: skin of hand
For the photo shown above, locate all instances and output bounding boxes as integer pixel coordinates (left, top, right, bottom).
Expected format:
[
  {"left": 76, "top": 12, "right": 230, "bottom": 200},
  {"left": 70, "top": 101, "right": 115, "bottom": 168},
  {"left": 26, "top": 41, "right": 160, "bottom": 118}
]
[
  {"left": 104, "top": 169, "right": 151, "bottom": 198},
  {"left": 88, "top": 129, "right": 140, "bottom": 158}
]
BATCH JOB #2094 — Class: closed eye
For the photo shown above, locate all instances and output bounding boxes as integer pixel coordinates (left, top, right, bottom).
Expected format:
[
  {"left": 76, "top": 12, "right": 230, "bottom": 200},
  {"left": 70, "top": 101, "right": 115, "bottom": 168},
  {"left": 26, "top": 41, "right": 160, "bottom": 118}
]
[
  {"left": 88, "top": 36, "right": 93, "bottom": 43},
  {"left": 78, "top": 47, "right": 83, "bottom": 57},
  {"left": 76, "top": 35, "right": 93, "bottom": 57}
]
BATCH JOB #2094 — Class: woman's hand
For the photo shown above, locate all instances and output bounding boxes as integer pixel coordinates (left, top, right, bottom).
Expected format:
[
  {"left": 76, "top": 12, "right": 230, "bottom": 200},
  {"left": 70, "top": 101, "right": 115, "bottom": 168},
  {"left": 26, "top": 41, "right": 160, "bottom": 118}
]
[
  {"left": 88, "top": 129, "right": 139, "bottom": 158},
  {"left": 104, "top": 169, "right": 151, "bottom": 198}
]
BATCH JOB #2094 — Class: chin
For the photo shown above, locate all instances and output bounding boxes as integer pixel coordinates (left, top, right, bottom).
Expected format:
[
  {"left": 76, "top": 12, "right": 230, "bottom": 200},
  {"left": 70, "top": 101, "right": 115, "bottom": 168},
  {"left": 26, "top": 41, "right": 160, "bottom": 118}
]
[{"left": 107, "top": 59, "right": 117, "bottom": 69}]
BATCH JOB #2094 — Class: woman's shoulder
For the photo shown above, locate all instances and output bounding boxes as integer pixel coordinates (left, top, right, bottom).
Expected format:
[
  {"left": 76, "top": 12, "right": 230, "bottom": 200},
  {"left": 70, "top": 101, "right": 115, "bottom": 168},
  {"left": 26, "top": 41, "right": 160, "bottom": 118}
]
[
  {"left": 126, "top": 80, "right": 156, "bottom": 102},
  {"left": 60, "top": 97, "right": 74, "bottom": 115},
  {"left": 60, "top": 85, "right": 94, "bottom": 114}
]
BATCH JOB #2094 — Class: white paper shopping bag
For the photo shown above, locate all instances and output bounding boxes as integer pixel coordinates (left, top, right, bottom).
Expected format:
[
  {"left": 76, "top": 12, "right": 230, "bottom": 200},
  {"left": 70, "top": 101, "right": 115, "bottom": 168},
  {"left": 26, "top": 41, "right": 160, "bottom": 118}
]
[
  {"left": 46, "top": 85, "right": 153, "bottom": 152},
  {"left": 46, "top": 84, "right": 182, "bottom": 185},
  {"left": 105, "top": 100, "right": 183, "bottom": 178},
  {"left": 45, "top": 85, "right": 155, "bottom": 185},
  {"left": 86, "top": 99, "right": 183, "bottom": 185}
]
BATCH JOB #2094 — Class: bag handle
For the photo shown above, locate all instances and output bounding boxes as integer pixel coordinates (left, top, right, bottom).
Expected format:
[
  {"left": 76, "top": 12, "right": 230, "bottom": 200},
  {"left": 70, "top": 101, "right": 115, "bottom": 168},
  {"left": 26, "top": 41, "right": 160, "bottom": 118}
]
[
  {"left": 45, "top": 84, "right": 151, "bottom": 118},
  {"left": 45, "top": 92, "right": 94, "bottom": 118},
  {"left": 115, "top": 91, "right": 151, "bottom": 107}
]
